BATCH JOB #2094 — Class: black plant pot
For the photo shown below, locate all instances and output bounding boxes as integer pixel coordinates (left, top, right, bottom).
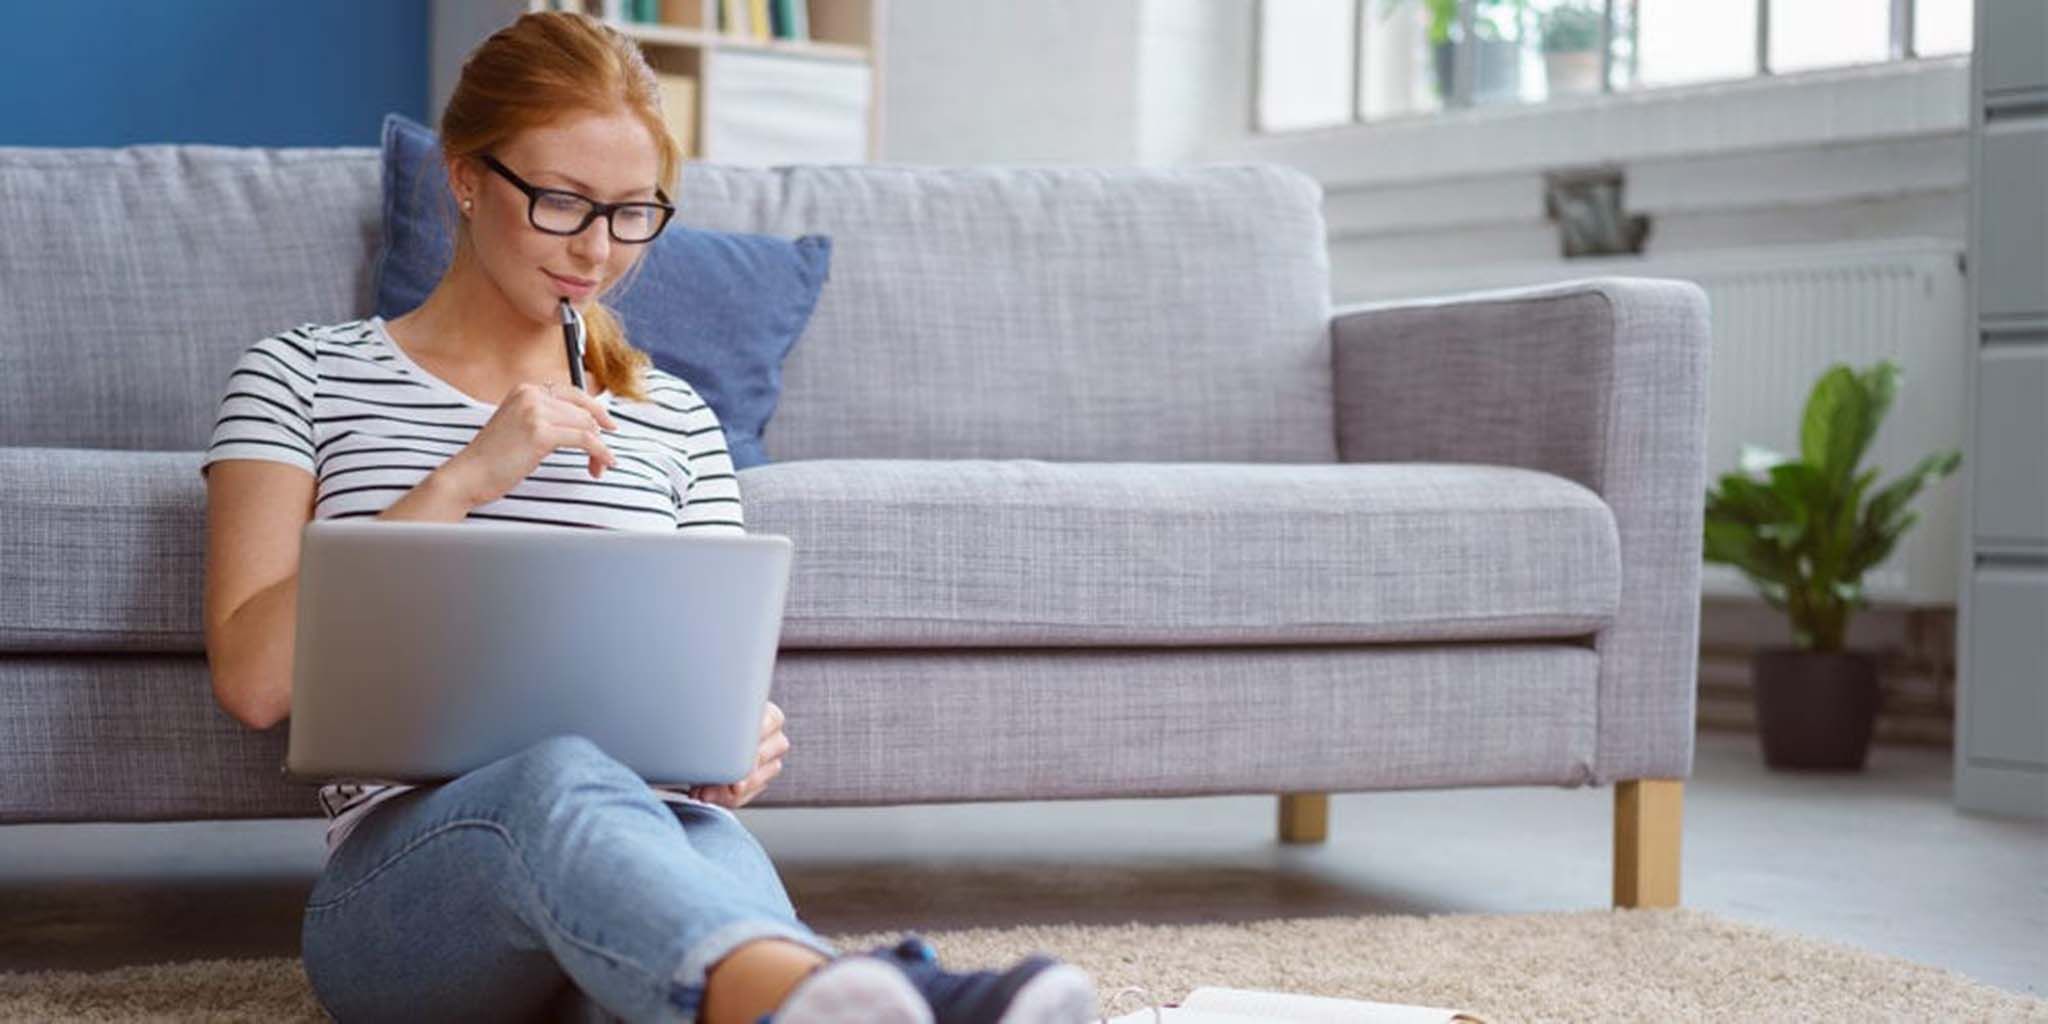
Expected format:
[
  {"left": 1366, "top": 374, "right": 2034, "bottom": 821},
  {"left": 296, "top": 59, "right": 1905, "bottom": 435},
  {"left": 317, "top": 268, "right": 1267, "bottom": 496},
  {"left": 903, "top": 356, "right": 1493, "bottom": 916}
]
[{"left": 1751, "top": 647, "right": 1881, "bottom": 771}]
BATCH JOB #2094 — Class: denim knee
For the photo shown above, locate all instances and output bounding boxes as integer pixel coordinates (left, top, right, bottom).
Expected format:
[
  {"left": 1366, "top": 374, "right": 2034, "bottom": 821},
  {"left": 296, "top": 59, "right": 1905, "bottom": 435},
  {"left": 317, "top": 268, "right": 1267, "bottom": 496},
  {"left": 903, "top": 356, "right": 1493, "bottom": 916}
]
[{"left": 499, "top": 734, "right": 646, "bottom": 794}]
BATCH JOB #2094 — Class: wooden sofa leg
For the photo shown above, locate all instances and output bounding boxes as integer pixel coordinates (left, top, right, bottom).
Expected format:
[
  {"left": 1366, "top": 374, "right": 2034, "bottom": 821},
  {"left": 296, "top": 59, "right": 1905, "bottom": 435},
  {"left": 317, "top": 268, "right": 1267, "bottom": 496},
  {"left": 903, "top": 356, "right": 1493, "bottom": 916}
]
[
  {"left": 1613, "top": 780, "right": 1683, "bottom": 908},
  {"left": 1278, "top": 792, "right": 1329, "bottom": 844}
]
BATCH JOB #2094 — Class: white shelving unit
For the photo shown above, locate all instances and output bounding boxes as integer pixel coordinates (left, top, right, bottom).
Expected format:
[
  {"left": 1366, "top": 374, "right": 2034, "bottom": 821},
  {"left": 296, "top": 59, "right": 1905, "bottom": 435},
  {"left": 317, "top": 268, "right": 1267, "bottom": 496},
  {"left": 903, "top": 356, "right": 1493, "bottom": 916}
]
[{"left": 520, "top": 0, "right": 884, "bottom": 165}]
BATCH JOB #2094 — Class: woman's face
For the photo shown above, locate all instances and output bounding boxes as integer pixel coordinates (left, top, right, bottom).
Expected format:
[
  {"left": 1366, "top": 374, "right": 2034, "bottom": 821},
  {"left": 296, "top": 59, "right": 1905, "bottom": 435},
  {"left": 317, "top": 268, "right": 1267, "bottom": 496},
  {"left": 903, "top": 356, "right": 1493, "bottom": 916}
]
[{"left": 452, "top": 109, "right": 664, "bottom": 323}]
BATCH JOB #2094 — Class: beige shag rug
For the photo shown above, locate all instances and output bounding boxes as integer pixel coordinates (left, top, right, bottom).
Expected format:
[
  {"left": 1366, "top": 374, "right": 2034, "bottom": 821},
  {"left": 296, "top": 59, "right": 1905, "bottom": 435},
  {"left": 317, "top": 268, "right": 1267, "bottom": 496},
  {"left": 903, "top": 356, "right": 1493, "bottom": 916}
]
[{"left": 0, "top": 908, "right": 2040, "bottom": 1023}]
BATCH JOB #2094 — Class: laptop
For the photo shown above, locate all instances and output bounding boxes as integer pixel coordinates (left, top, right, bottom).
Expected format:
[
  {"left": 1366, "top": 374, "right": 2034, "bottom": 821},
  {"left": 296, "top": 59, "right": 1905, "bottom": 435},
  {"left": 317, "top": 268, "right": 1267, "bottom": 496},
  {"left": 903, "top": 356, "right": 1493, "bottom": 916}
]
[{"left": 282, "top": 519, "right": 794, "bottom": 788}]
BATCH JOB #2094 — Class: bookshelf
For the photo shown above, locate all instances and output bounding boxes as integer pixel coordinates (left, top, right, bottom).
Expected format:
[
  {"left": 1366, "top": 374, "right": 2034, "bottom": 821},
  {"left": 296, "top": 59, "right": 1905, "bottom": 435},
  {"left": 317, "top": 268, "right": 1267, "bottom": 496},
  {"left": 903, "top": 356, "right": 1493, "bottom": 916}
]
[{"left": 528, "top": 0, "right": 883, "bottom": 166}]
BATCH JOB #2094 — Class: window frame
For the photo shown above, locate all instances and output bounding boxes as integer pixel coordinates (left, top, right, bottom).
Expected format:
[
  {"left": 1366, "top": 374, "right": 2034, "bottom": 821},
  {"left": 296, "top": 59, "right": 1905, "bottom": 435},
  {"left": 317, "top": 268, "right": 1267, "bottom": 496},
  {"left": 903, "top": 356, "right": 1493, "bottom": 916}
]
[{"left": 1253, "top": 0, "right": 1952, "bottom": 133}]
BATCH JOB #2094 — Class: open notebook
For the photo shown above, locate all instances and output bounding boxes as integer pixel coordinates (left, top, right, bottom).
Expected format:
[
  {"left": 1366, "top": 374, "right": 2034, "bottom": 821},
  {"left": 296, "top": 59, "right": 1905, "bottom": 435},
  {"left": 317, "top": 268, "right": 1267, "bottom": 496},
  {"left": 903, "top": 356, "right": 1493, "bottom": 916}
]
[{"left": 1104, "top": 986, "right": 1490, "bottom": 1024}]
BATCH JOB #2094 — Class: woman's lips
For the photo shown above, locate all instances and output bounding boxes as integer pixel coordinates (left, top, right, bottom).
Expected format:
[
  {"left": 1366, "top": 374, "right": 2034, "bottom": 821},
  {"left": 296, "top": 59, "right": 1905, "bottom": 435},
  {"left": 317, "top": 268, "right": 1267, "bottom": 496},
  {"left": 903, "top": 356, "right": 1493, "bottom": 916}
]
[{"left": 544, "top": 269, "right": 597, "bottom": 297}]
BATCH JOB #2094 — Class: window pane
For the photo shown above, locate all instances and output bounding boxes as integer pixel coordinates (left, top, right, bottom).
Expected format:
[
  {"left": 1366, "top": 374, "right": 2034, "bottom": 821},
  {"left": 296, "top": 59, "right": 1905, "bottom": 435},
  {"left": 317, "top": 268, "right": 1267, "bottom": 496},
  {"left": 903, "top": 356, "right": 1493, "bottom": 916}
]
[
  {"left": 1258, "top": 0, "right": 1358, "bottom": 131},
  {"left": 1769, "top": 0, "right": 1889, "bottom": 73},
  {"left": 1624, "top": 0, "right": 1758, "bottom": 89},
  {"left": 1358, "top": 0, "right": 1447, "bottom": 119},
  {"left": 1915, "top": 0, "right": 1974, "bottom": 56}
]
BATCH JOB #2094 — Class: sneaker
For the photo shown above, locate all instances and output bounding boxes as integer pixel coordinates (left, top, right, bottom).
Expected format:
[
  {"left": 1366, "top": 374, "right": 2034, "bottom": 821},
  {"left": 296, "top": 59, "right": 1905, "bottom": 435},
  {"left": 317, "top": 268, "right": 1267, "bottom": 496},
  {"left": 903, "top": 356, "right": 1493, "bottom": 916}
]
[
  {"left": 878, "top": 934, "right": 1099, "bottom": 1024},
  {"left": 768, "top": 949, "right": 932, "bottom": 1024},
  {"left": 768, "top": 935, "right": 1098, "bottom": 1024}
]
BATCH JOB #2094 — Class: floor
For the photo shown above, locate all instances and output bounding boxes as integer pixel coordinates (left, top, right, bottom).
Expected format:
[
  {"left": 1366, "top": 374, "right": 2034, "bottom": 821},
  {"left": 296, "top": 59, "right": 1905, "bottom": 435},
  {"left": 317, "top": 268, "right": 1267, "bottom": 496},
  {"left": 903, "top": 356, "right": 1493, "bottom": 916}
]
[{"left": 1, "top": 731, "right": 2042, "bottom": 996}]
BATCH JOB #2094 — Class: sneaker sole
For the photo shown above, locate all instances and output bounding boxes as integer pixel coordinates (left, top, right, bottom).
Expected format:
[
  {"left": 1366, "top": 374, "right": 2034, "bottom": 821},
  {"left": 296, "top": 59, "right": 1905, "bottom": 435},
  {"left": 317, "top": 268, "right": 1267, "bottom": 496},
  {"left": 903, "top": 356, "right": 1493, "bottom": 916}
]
[
  {"left": 996, "top": 963, "right": 1100, "bottom": 1024},
  {"left": 775, "top": 956, "right": 936, "bottom": 1024}
]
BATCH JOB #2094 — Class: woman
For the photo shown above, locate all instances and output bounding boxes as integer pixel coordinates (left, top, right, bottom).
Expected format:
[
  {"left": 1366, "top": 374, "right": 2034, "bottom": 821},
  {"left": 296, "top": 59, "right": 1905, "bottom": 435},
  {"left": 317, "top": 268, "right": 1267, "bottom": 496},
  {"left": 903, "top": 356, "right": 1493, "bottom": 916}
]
[{"left": 199, "top": 11, "right": 1099, "bottom": 1024}]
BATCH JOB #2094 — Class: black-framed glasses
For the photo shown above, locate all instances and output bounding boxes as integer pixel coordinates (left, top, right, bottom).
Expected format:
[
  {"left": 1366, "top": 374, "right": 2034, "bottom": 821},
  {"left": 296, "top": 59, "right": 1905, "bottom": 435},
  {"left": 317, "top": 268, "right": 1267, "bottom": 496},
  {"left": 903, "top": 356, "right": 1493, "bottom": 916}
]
[{"left": 477, "top": 153, "right": 676, "bottom": 244}]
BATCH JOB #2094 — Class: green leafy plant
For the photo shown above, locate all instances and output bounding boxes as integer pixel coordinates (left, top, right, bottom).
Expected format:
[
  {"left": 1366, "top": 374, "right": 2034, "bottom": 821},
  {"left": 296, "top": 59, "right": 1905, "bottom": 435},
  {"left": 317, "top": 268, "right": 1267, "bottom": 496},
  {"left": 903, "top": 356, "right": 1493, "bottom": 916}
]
[
  {"left": 1702, "top": 360, "right": 1961, "bottom": 652},
  {"left": 1380, "top": 0, "right": 1511, "bottom": 45},
  {"left": 1538, "top": 3, "right": 1603, "bottom": 52}
]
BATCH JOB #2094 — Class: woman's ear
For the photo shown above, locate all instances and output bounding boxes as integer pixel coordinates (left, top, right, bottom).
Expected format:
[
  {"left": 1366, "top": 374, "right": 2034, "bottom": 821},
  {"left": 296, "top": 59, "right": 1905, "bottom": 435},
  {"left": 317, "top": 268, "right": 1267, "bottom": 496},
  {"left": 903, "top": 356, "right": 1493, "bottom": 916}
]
[{"left": 444, "top": 154, "right": 478, "bottom": 212}]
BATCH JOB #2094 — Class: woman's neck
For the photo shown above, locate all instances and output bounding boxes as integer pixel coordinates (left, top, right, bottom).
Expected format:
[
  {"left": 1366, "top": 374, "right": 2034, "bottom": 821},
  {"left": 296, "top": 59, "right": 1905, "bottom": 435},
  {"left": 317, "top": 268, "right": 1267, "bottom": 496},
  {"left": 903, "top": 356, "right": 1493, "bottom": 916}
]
[{"left": 390, "top": 249, "right": 569, "bottom": 385}]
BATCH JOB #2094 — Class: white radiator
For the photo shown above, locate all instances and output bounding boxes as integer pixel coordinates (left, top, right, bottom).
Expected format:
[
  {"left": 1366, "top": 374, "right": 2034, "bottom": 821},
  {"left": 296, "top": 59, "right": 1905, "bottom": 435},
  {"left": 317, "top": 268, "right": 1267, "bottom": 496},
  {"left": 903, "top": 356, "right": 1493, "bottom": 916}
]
[{"left": 1344, "top": 238, "right": 1970, "bottom": 605}]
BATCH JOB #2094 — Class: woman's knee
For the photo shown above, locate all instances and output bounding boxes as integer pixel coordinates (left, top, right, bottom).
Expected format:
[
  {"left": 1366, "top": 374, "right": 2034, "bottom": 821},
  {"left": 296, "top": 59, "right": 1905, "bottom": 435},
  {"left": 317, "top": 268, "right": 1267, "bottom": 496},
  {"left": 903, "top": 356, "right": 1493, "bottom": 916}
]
[
  {"left": 491, "top": 733, "right": 649, "bottom": 805},
  {"left": 302, "top": 825, "right": 559, "bottom": 1022}
]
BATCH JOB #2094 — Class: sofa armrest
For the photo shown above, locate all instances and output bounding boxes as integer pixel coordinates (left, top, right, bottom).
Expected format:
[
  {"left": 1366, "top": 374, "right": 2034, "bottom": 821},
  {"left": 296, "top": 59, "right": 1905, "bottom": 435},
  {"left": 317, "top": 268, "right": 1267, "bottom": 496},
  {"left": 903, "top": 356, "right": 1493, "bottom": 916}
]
[{"left": 1329, "top": 277, "right": 1712, "bottom": 783}]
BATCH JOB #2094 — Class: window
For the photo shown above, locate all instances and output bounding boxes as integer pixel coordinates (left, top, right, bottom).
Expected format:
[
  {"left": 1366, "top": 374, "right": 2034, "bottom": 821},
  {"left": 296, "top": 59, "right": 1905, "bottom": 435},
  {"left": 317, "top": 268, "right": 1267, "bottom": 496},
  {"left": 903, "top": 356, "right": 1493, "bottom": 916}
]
[
  {"left": 1256, "top": 0, "right": 1975, "bottom": 132},
  {"left": 1258, "top": 0, "right": 1360, "bottom": 131}
]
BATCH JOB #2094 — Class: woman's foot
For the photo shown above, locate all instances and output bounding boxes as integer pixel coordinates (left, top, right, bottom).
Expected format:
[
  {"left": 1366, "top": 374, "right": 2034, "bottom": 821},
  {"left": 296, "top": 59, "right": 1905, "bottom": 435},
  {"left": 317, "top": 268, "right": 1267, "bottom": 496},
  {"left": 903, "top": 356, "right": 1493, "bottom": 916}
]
[{"left": 770, "top": 935, "right": 1098, "bottom": 1024}]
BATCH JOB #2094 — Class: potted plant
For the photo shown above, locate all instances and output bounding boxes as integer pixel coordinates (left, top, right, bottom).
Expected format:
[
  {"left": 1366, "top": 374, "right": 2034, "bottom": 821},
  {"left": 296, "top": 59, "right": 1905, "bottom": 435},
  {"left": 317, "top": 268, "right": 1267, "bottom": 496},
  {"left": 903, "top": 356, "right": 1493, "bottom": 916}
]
[
  {"left": 1538, "top": 3, "right": 1604, "bottom": 96},
  {"left": 1382, "top": 0, "right": 1520, "bottom": 104},
  {"left": 1702, "top": 360, "right": 1961, "bottom": 771}
]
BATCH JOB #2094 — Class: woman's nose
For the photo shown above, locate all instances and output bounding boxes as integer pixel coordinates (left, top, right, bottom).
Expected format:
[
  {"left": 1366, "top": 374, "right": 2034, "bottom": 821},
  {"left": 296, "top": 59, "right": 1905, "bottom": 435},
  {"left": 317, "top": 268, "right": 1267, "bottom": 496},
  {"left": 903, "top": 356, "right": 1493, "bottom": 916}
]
[{"left": 567, "top": 216, "right": 611, "bottom": 263}]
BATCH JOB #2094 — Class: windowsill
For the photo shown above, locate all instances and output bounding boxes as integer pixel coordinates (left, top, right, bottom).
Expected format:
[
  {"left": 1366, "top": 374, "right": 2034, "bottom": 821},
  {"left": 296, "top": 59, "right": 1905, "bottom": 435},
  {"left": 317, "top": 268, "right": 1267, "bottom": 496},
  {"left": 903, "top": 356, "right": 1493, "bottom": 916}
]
[{"left": 1213, "top": 55, "right": 1972, "bottom": 189}]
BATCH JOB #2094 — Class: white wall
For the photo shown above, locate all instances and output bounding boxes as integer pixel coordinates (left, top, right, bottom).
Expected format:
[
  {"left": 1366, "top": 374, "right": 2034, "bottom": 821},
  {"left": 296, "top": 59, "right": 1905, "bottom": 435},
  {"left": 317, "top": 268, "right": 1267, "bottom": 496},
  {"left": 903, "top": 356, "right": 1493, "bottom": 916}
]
[
  {"left": 428, "top": 0, "right": 528, "bottom": 128},
  {"left": 877, "top": 0, "right": 1145, "bottom": 166}
]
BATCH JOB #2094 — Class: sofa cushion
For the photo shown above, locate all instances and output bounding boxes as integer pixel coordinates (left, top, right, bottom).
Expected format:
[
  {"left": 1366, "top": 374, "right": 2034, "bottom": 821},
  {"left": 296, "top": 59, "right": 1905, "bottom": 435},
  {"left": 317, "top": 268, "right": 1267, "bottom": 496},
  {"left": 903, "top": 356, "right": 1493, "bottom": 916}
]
[
  {"left": 0, "top": 145, "right": 382, "bottom": 452},
  {"left": 372, "top": 114, "right": 833, "bottom": 469},
  {"left": 0, "top": 449, "right": 1618, "bottom": 654},
  {"left": 1, "top": 448, "right": 206, "bottom": 652},
  {"left": 665, "top": 162, "right": 1338, "bottom": 465},
  {"left": 745, "top": 459, "right": 1619, "bottom": 646}
]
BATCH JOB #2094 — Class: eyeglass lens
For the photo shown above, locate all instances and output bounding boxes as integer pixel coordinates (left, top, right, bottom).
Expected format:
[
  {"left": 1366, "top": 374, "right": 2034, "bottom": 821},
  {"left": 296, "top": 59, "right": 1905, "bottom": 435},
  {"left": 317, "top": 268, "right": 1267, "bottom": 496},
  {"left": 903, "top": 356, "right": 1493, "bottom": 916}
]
[{"left": 530, "top": 192, "right": 666, "bottom": 242}]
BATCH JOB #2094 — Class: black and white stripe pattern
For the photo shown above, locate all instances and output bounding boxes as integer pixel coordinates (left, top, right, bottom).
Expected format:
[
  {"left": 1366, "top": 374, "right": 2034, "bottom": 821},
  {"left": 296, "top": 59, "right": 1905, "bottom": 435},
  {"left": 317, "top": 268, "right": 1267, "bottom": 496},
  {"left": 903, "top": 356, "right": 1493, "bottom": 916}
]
[{"left": 202, "top": 317, "right": 746, "bottom": 850}]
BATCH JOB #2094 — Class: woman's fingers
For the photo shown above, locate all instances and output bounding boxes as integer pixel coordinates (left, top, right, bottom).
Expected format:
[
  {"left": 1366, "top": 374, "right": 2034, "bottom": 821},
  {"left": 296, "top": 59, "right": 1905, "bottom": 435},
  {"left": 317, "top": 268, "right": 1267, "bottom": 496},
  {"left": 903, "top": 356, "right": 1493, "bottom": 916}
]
[
  {"left": 543, "top": 425, "right": 614, "bottom": 476},
  {"left": 549, "top": 385, "right": 620, "bottom": 432},
  {"left": 730, "top": 760, "right": 782, "bottom": 808}
]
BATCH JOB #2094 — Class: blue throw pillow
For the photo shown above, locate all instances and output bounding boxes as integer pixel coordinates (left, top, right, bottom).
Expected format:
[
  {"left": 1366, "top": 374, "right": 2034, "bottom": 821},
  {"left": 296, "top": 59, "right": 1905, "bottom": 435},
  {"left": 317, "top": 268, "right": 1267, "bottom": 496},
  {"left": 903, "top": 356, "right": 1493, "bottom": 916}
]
[{"left": 371, "top": 112, "right": 830, "bottom": 469}]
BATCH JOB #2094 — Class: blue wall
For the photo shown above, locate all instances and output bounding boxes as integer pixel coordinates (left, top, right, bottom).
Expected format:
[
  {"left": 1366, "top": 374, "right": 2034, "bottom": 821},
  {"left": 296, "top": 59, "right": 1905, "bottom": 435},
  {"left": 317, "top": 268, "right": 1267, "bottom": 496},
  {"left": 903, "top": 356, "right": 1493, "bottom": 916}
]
[{"left": 3, "top": 1, "right": 427, "bottom": 147}]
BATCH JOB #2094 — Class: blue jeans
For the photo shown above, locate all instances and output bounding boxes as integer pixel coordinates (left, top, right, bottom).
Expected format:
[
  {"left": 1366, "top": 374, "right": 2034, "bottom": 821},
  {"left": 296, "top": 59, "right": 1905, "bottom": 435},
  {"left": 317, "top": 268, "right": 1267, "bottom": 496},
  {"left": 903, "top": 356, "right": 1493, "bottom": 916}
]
[{"left": 300, "top": 734, "right": 843, "bottom": 1023}]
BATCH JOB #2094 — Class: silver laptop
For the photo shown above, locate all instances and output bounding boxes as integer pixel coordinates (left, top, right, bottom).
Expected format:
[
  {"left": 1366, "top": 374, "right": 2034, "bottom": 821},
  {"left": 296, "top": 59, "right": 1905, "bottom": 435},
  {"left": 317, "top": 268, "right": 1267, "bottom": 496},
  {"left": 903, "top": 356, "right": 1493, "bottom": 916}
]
[{"left": 283, "top": 520, "right": 794, "bottom": 787}]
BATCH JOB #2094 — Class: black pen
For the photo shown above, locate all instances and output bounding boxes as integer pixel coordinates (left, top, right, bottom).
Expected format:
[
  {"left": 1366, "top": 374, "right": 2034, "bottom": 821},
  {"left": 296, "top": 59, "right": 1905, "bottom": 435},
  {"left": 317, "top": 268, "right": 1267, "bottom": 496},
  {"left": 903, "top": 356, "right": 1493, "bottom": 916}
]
[{"left": 558, "top": 298, "right": 585, "bottom": 392}]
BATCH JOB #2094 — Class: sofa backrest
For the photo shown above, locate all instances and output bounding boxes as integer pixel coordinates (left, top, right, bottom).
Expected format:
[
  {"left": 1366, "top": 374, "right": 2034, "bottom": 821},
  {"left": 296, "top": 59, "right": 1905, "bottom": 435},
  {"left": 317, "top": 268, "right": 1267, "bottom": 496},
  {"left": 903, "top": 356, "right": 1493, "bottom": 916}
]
[
  {"left": 0, "top": 147, "right": 1336, "bottom": 463},
  {"left": 0, "top": 145, "right": 382, "bottom": 452}
]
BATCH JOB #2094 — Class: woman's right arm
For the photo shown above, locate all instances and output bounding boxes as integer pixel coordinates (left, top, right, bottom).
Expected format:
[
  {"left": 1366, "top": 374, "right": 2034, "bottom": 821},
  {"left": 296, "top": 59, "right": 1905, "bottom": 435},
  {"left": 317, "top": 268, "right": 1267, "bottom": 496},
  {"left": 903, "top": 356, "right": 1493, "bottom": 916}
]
[
  {"left": 203, "top": 462, "right": 477, "bottom": 731},
  {"left": 204, "top": 379, "right": 618, "bottom": 730}
]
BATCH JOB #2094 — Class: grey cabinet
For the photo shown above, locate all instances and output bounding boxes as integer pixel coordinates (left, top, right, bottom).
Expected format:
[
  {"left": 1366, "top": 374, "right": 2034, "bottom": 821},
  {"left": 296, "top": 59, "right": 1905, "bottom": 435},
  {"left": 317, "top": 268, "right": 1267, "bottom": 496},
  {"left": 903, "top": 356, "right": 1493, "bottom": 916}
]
[{"left": 1957, "top": 0, "right": 2048, "bottom": 818}]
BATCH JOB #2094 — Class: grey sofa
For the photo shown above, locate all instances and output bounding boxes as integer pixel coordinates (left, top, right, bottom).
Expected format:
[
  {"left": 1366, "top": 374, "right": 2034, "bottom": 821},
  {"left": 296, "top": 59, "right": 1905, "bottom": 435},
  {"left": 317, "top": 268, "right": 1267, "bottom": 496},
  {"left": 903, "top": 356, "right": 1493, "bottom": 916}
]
[{"left": 0, "top": 144, "right": 1709, "bottom": 908}]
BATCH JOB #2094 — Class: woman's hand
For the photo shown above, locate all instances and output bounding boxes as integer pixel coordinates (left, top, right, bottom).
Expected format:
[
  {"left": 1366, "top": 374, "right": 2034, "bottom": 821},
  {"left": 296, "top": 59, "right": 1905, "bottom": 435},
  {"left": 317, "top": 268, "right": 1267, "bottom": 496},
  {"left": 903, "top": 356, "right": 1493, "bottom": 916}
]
[
  {"left": 690, "top": 700, "right": 788, "bottom": 809},
  {"left": 437, "top": 381, "right": 619, "bottom": 508}
]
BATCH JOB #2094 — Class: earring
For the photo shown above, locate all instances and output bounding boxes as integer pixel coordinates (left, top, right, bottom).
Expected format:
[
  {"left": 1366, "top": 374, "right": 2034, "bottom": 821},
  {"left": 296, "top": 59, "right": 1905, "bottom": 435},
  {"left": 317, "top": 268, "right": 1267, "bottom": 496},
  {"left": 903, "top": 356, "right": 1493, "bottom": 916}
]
[{"left": 461, "top": 197, "right": 474, "bottom": 212}]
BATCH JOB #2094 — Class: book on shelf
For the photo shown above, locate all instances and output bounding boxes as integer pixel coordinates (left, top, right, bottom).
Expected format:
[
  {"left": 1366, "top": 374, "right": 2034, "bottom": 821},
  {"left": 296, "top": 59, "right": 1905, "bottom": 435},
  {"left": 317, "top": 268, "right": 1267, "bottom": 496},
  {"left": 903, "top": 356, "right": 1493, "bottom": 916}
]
[
  {"left": 718, "top": 0, "right": 745, "bottom": 36},
  {"left": 1104, "top": 987, "right": 1490, "bottom": 1024},
  {"left": 718, "top": 0, "right": 811, "bottom": 42},
  {"left": 539, "top": 0, "right": 664, "bottom": 21},
  {"left": 768, "top": 0, "right": 796, "bottom": 39}
]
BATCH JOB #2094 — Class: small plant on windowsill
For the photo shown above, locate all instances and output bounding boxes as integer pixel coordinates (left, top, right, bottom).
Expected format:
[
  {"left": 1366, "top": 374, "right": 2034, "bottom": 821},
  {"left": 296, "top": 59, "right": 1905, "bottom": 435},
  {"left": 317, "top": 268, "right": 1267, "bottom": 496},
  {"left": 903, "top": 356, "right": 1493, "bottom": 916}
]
[
  {"left": 1538, "top": 2, "right": 1603, "bottom": 53},
  {"left": 1538, "top": 3, "right": 1605, "bottom": 95},
  {"left": 1702, "top": 359, "right": 1960, "bottom": 772}
]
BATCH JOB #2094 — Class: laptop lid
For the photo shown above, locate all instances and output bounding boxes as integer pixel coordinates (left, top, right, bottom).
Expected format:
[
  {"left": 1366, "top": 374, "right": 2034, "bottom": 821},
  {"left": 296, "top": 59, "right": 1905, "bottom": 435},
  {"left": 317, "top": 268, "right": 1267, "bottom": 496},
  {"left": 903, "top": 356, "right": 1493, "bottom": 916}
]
[{"left": 283, "top": 520, "right": 793, "bottom": 787}]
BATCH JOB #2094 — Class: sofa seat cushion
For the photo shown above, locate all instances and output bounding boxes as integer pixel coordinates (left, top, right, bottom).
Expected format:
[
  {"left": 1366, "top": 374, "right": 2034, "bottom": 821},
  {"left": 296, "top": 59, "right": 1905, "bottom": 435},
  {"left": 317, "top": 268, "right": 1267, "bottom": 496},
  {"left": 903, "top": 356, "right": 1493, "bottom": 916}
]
[
  {"left": 0, "top": 450, "right": 1618, "bottom": 653},
  {"left": 746, "top": 459, "right": 1619, "bottom": 647}
]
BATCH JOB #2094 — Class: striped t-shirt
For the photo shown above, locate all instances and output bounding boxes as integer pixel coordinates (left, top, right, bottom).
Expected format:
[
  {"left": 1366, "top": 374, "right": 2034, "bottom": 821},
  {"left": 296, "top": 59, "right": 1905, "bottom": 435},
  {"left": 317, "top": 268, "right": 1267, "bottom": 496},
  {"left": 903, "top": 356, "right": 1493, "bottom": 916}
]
[{"left": 201, "top": 316, "right": 747, "bottom": 854}]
